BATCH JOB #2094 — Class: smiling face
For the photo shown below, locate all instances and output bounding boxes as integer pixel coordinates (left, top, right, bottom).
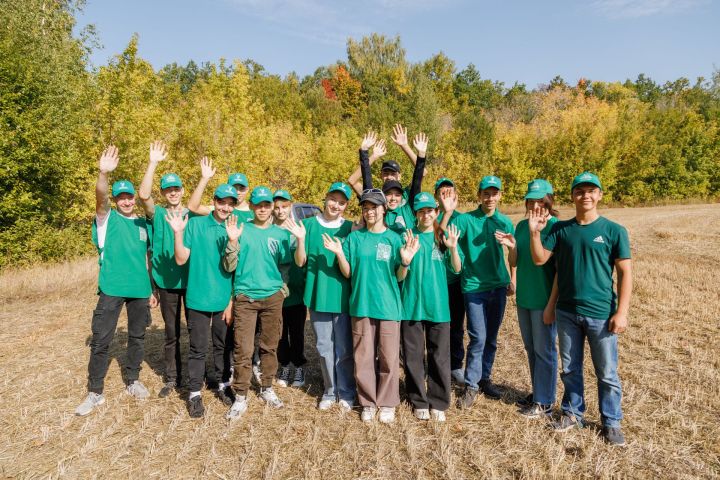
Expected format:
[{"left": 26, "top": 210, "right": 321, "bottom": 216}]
[
  {"left": 385, "top": 188, "right": 403, "bottom": 210},
  {"left": 478, "top": 187, "right": 502, "bottom": 213},
  {"left": 251, "top": 201, "right": 274, "bottom": 222},
  {"left": 361, "top": 201, "right": 385, "bottom": 227},
  {"left": 273, "top": 199, "right": 292, "bottom": 222},
  {"left": 233, "top": 184, "right": 249, "bottom": 203},
  {"left": 572, "top": 184, "right": 602, "bottom": 213},
  {"left": 416, "top": 207, "right": 438, "bottom": 229},
  {"left": 161, "top": 186, "right": 183, "bottom": 207},
  {"left": 324, "top": 191, "right": 348, "bottom": 220},
  {"left": 212, "top": 197, "right": 237, "bottom": 222},
  {"left": 114, "top": 193, "right": 136, "bottom": 216},
  {"left": 381, "top": 169, "right": 401, "bottom": 183}
]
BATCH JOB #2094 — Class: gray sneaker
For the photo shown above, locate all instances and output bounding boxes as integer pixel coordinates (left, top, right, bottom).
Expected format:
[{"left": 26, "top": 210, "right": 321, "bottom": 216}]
[
  {"left": 75, "top": 392, "right": 105, "bottom": 416},
  {"left": 158, "top": 381, "right": 177, "bottom": 398},
  {"left": 291, "top": 366, "right": 305, "bottom": 387},
  {"left": 226, "top": 395, "right": 248, "bottom": 420},
  {"left": 457, "top": 387, "right": 479, "bottom": 410},
  {"left": 602, "top": 426, "right": 626, "bottom": 447},
  {"left": 259, "top": 387, "right": 284, "bottom": 408},
  {"left": 518, "top": 403, "right": 553, "bottom": 419},
  {"left": 552, "top": 412, "right": 584, "bottom": 432},
  {"left": 126, "top": 380, "right": 150, "bottom": 400}
]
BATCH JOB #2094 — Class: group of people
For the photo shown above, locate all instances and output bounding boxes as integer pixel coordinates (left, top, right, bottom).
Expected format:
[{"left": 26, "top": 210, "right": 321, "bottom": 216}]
[{"left": 75, "top": 125, "right": 632, "bottom": 447}]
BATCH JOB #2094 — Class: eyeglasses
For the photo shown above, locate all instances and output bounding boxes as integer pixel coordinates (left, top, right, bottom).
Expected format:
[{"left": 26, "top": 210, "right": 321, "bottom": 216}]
[{"left": 361, "top": 188, "right": 383, "bottom": 195}]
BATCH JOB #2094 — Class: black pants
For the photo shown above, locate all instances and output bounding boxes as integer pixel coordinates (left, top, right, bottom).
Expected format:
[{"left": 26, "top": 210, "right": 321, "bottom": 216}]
[
  {"left": 88, "top": 293, "right": 150, "bottom": 394},
  {"left": 448, "top": 281, "right": 467, "bottom": 371},
  {"left": 158, "top": 288, "right": 187, "bottom": 384},
  {"left": 401, "top": 320, "right": 451, "bottom": 411},
  {"left": 277, "top": 304, "right": 308, "bottom": 367},
  {"left": 186, "top": 308, "right": 232, "bottom": 393}
]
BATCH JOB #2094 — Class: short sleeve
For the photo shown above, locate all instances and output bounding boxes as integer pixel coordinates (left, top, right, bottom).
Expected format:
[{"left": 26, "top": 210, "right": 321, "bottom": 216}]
[
  {"left": 342, "top": 234, "right": 352, "bottom": 263},
  {"left": 613, "top": 225, "right": 632, "bottom": 260},
  {"left": 450, "top": 213, "right": 465, "bottom": 240},
  {"left": 279, "top": 232, "right": 293, "bottom": 265},
  {"left": 542, "top": 221, "right": 560, "bottom": 252},
  {"left": 183, "top": 219, "right": 194, "bottom": 250}
]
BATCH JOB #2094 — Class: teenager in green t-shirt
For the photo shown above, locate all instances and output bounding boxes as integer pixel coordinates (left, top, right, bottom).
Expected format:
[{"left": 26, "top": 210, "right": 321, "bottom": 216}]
[
  {"left": 75, "top": 146, "right": 157, "bottom": 417},
  {"left": 400, "top": 191, "right": 462, "bottom": 423},
  {"left": 223, "top": 186, "right": 293, "bottom": 420},
  {"left": 495, "top": 179, "right": 560, "bottom": 419},
  {"left": 187, "top": 157, "right": 254, "bottom": 223},
  {"left": 323, "top": 189, "right": 419, "bottom": 424},
  {"left": 166, "top": 184, "right": 238, "bottom": 418},
  {"left": 285, "top": 182, "right": 356, "bottom": 412},
  {"left": 450, "top": 175, "right": 517, "bottom": 410},
  {"left": 136, "top": 141, "right": 195, "bottom": 398},
  {"left": 529, "top": 171, "right": 632, "bottom": 447}
]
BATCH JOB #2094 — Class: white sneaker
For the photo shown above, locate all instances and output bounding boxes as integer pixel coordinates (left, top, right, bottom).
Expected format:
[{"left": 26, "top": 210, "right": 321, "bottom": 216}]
[
  {"left": 361, "top": 406, "right": 377, "bottom": 422},
  {"left": 226, "top": 396, "right": 248, "bottom": 420},
  {"left": 430, "top": 409, "right": 446, "bottom": 422},
  {"left": 291, "top": 366, "right": 305, "bottom": 387},
  {"left": 259, "top": 387, "right": 284, "bottom": 408},
  {"left": 338, "top": 399, "right": 353, "bottom": 413},
  {"left": 125, "top": 380, "right": 150, "bottom": 400},
  {"left": 75, "top": 392, "right": 105, "bottom": 416},
  {"left": 413, "top": 408, "right": 430, "bottom": 420},
  {"left": 252, "top": 363, "right": 262, "bottom": 385},
  {"left": 378, "top": 407, "right": 395, "bottom": 424},
  {"left": 318, "top": 398, "right": 335, "bottom": 411},
  {"left": 276, "top": 365, "right": 291, "bottom": 387}
]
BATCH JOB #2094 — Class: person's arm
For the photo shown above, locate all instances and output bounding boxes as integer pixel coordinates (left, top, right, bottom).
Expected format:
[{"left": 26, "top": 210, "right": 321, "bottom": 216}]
[
  {"left": 322, "top": 233, "right": 350, "bottom": 278},
  {"left": 187, "top": 156, "right": 215, "bottom": 216},
  {"left": 397, "top": 229, "right": 420, "bottom": 281},
  {"left": 222, "top": 298, "right": 234, "bottom": 326},
  {"left": 166, "top": 210, "right": 190, "bottom": 265},
  {"left": 438, "top": 191, "right": 458, "bottom": 233},
  {"left": 543, "top": 273, "right": 559, "bottom": 325},
  {"left": 407, "top": 133, "right": 427, "bottom": 201},
  {"left": 391, "top": 124, "right": 417, "bottom": 163},
  {"left": 529, "top": 205, "right": 553, "bottom": 265},
  {"left": 442, "top": 224, "right": 462, "bottom": 274},
  {"left": 494, "top": 230, "right": 517, "bottom": 295},
  {"left": 96, "top": 146, "right": 119, "bottom": 218},
  {"left": 349, "top": 132, "right": 385, "bottom": 195},
  {"left": 138, "top": 141, "right": 168, "bottom": 218},
  {"left": 222, "top": 215, "right": 244, "bottom": 272},
  {"left": 284, "top": 218, "right": 307, "bottom": 267},
  {"left": 609, "top": 259, "right": 632, "bottom": 334},
  {"left": 147, "top": 249, "right": 159, "bottom": 308}
]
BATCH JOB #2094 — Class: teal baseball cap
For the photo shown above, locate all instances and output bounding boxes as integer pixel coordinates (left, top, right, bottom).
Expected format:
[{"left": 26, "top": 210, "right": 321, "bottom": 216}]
[
  {"left": 328, "top": 182, "right": 352, "bottom": 200},
  {"left": 213, "top": 184, "right": 238, "bottom": 200},
  {"left": 112, "top": 180, "right": 136, "bottom": 197},
  {"left": 571, "top": 171, "right": 603, "bottom": 191},
  {"left": 273, "top": 189, "right": 293, "bottom": 201},
  {"left": 250, "top": 186, "right": 273, "bottom": 205},
  {"left": 413, "top": 191, "right": 438, "bottom": 211},
  {"left": 227, "top": 173, "right": 248, "bottom": 188},
  {"left": 478, "top": 175, "right": 502, "bottom": 191},
  {"left": 160, "top": 173, "right": 182, "bottom": 190},
  {"left": 434, "top": 177, "right": 455, "bottom": 192},
  {"left": 525, "top": 179, "right": 553, "bottom": 200}
]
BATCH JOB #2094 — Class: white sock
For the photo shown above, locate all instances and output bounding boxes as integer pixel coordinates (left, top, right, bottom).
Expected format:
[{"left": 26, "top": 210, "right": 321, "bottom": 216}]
[{"left": 189, "top": 391, "right": 201, "bottom": 399}]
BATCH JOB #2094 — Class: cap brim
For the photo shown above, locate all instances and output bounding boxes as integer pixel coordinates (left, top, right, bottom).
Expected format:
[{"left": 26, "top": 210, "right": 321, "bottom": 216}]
[
  {"left": 361, "top": 198, "right": 385, "bottom": 206},
  {"left": 572, "top": 181, "right": 602, "bottom": 190},
  {"left": 524, "top": 191, "right": 546, "bottom": 200},
  {"left": 328, "top": 188, "right": 350, "bottom": 199},
  {"left": 413, "top": 202, "right": 437, "bottom": 211}
]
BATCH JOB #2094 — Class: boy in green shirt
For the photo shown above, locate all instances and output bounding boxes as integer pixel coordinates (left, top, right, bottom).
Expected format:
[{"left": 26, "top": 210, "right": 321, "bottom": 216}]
[
  {"left": 75, "top": 146, "right": 156, "bottom": 416},
  {"left": 529, "top": 171, "right": 632, "bottom": 446},
  {"left": 187, "top": 157, "right": 253, "bottom": 223}
]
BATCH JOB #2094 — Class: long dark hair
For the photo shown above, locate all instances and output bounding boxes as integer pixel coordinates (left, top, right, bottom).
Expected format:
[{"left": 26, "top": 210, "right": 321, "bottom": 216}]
[{"left": 526, "top": 193, "right": 559, "bottom": 217}]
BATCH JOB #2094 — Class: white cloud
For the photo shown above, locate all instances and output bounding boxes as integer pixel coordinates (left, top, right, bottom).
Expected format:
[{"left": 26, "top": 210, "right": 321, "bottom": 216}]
[{"left": 592, "top": 0, "right": 710, "bottom": 18}]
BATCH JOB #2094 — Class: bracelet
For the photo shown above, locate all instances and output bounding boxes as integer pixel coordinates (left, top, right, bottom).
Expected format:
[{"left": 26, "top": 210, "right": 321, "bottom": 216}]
[{"left": 401, "top": 261, "right": 411, "bottom": 268}]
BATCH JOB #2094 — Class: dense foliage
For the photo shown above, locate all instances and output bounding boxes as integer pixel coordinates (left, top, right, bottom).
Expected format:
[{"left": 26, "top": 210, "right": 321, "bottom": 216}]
[{"left": 1, "top": 1, "right": 719, "bottom": 268}]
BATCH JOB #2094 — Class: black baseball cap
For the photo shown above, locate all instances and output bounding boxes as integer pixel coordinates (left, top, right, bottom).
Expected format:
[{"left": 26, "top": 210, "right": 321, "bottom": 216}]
[
  {"left": 382, "top": 180, "right": 403, "bottom": 194},
  {"left": 381, "top": 160, "right": 401, "bottom": 173}
]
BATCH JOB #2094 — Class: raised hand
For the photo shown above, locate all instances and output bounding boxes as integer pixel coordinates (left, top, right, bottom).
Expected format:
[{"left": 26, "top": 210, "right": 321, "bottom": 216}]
[
  {"left": 284, "top": 218, "right": 306, "bottom": 241},
  {"left": 438, "top": 188, "right": 458, "bottom": 212},
  {"left": 165, "top": 209, "right": 188, "bottom": 232},
  {"left": 200, "top": 156, "right": 216, "bottom": 179},
  {"left": 400, "top": 229, "right": 421, "bottom": 266},
  {"left": 322, "top": 233, "right": 343, "bottom": 255},
  {"left": 413, "top": 132, "right": 428, "bottom": 158},
  {"left": 360, "top": 131, "right": 378, "bottom": 151},
  {"left": 442, "top": 224, "right": 460, "bottom": 249},
  {"left": 494, "top": 230, "right": 516, "bottom": 249},
  {"left": 391, "top": 123, "right": 408, "bottom": 147},
  {"left": 225, "top": 215, "right": 244, "bottom": 242},
  {"left": 149, "top": 141, "right": 168, "bottom": 163},
  {"left": 99, "top": 145, "right": 119, "bottom": 173},
  {"left": 370, "top": 139, "right": 387, "bottom": 161},
  {"left": 528, "top": 204, "right": 549, "bottom": 233}
]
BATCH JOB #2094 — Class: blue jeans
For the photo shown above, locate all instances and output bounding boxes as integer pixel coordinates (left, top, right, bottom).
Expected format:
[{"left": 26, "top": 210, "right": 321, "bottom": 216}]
[
  {"left": 517, "top": 307, "right": 557, "bottom": 405},
  {"left": 463, "top": 287, "right": 507, "bottom": 390},
  {"left": 556, "top": 309, "right": 623, "bottom": 427},
  {"left": 310, "top": 310, "right": 356, "bottom": 403}
]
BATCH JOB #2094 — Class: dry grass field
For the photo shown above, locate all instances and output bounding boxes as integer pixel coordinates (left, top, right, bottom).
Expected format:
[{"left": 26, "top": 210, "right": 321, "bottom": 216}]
[{"left": 1, "top": 204, "right": 719, "bottom": 479}]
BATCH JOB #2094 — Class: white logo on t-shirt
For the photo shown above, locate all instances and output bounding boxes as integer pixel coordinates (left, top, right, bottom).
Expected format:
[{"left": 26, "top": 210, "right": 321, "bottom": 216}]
[
  {"left": 431, "top": 245, "right": 444, "bottom": 261},
  {"left": 268, "top": 238, "right": 280, "bottom": 255},
  {"left": 139, "top": 227, "right": 147, "bottom": 242},
  {"left": 376, "top": 243, "right": 391, "bottom": 262},
  {"left": 395, "top": 216, "right": 406, "bottom": 227},
  {"left": 593, "top": 236, "right": 604, "bottom": 244}
]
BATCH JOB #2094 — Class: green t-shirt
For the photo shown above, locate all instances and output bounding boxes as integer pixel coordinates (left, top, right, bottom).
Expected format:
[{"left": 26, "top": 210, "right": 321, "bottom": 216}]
[
  {"left": 385, "top": 204, "right": 416, "bottom": 234},
  {"left": 183, "top": 214, "right": 234, "bottom": 312},
  {"left": 302, "top": 216, "right": 353, "bottom": 313},
  {"left": 451, "top": 208, "right": 514, "bottom": 294},
  {"left": 401, "top": 229, "right": 452, "bottom": 322},
  {"left": 515, "top": 217, "right": 557, "bottom": 310},
  {"left": 342, "top": 228, "right": 403, "bottom": 321},
  {"left": 283, "top": 235, "right": 306, "bottom": 307},
  {"left": 150, "top": 206, "right": 198, "bottom": 290},
  {"left": 92, "top": 209, "right": 152, "bottom": 298},
  {"left": 438, "top": 210, "right": 462, "bottom": 285},
  {"left": 232, "top": 223, "right": 291, "bottom": 300},
  {"left": 233, "top": 208, "right": 254, "bottom": 223},
  {"left": 542, "top": 216, "right": 631, "bottom": 319}
]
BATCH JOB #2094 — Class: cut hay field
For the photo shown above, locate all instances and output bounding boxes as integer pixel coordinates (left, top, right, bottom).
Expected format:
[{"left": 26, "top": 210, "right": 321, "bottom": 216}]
[{"left": 1, "top": 204, "right": 719, "bottom": 479}]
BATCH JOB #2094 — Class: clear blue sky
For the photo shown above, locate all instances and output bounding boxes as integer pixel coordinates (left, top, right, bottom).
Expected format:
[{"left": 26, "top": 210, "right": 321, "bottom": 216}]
[{"left": 76, "top": 0, "right": 719, "bottom": 89}]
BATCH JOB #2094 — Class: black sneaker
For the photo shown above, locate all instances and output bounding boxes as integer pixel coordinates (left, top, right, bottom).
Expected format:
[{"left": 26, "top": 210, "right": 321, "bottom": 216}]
[
  {"left": 188, "top": 395, "right": 205, "bottom": 418},
  {"left": 158, "top": 381, "right": 177, "bottom": 398},
  {"left": 456, "top": 387, "right": 479, "bottom": 409},
  {"left": 518, "top": 403, "right": 553, "bottom": 419},
  {"left": 216, "top": 386, "right": 235, "bottom": 406},
  {"left": 552, "top": 412, "right": 583, "bottom": 432},
  {"left": 602, "top": 426, "right": 626, "bottom": 447},
  {"left": 479, "top": 379, "right": 502, "bottom": 400},
  {"left": 515, "top": 393, "right": 533, "bottom": 407}
]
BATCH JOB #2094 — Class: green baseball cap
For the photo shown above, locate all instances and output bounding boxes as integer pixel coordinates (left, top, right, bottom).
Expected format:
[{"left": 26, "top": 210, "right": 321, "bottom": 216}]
[
  {"left": 112, "top": 180, "right": 136, "bottom": 197},
  {"left": 434, "top": 177, "right": 455, "bottom": 192},
  {"left": 413, "top": 191, "right": 438, "bottom": 211},
  {"left": 328, "top": 182, "right": 352, "bottom": 200},
  {"left": 571, "top": 171, "right": 603, "bottom": 191},
  {"left": 227, "top": 173, "right": 248, "bottom": 188},
  {"left": 478, "top": 175, "right": 502, "bottom": 191},
  {"left": 160, "top": 173, "right": 182, "bottom": 190},
  {"left": 525, "top": 179, "right": 553, "bottom": 200},
  {"left": 250, "top": 186, "right": 273, "bottom": 205},
  {"left": 273, "top": 189, "right": 292, "bottom": 201},
  {"left": 213, "top": 184, "right": 238, "bottom": 200}
]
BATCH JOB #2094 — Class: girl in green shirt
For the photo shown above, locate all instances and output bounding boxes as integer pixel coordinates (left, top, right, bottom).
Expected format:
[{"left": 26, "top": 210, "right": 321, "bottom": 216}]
[{"left": 400, "top": 192, "right": 461, "bottom": 422}]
